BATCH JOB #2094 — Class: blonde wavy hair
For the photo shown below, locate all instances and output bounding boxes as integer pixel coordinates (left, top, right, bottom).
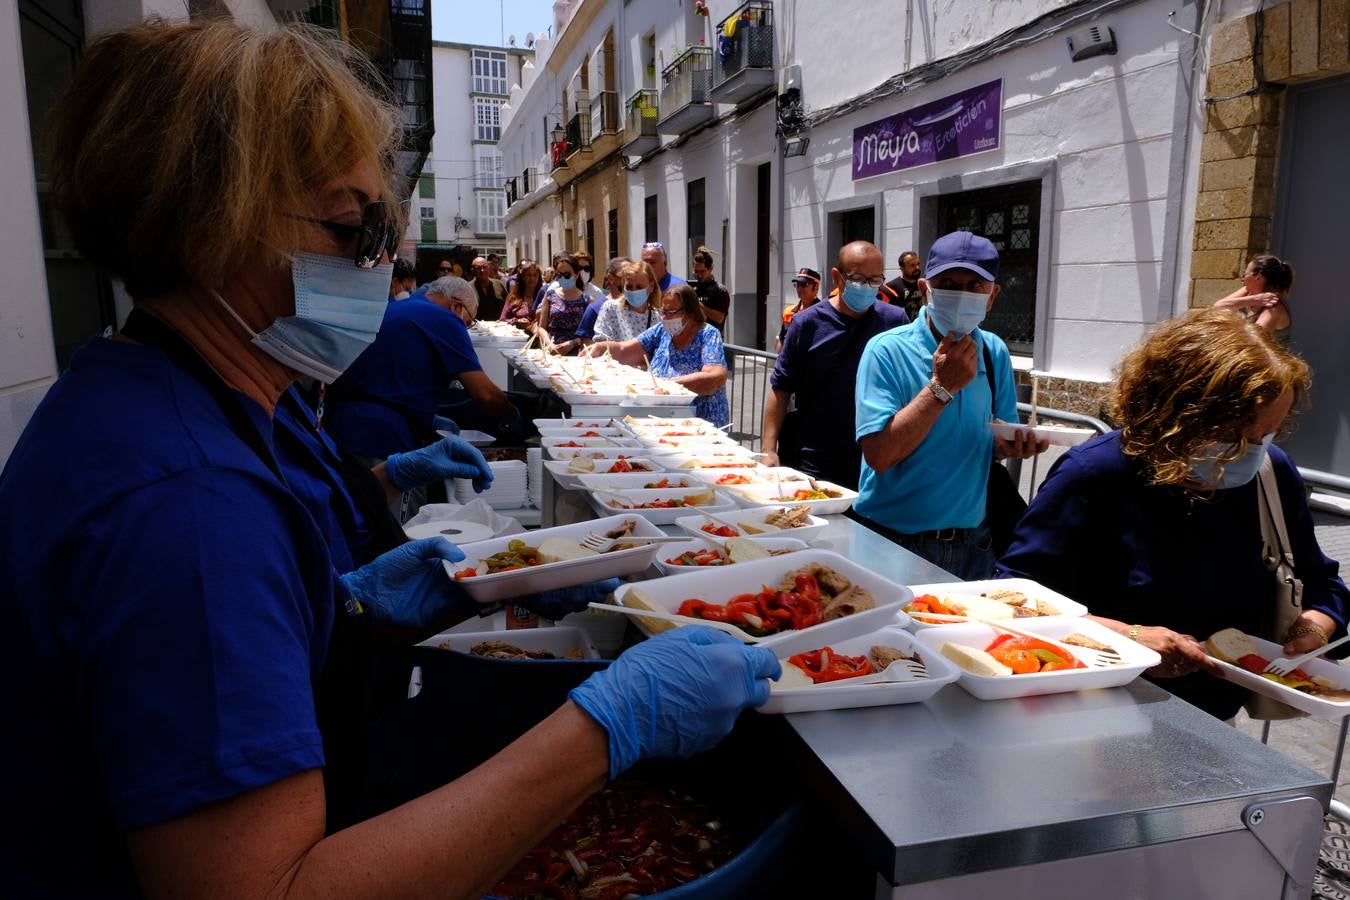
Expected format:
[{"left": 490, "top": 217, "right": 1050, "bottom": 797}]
[
  {"left": 617, "top": 260, "right": 663, "bottom": 308},
  {"left": 1112, "top": 307, "right": 1311, "bottom": 486},
  {"left": 49, "top": 19, "right": 404, "bottom": 299}
]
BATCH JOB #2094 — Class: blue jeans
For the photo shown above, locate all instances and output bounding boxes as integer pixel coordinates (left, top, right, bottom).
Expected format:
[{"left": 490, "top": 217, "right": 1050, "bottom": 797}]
[{"left": 860, "top": 517, "right": 996, "bottom": 581}]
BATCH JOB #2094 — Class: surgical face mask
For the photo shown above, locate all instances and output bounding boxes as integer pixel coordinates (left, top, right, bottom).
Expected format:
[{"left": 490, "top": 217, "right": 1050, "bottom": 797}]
[
  {"left": 556, "top": 275, "right": 576, "bottom": 291},
  {"left": 1188, "top": 433, "right": 1274, "bottom": 489},
  {"left": 841, "top": 281, "right": 878, "bottom": 313},
  {"left": 214, "top": 250, "right": 391, "bottom": 384},
  {"left": 927, "top": 288, "right": 989, "bottom": 338},
  {"left": 661, "top": 315, "right": 685, "bottom": 337},
  {"left": 624, "top": 288, "right": 649, "bottom": 308},
  {"left": 577, "top": 268, "right": 591, "bottom": 286}
]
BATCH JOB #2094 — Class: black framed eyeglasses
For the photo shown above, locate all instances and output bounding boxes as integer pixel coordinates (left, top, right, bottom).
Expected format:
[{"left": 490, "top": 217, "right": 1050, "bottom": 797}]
[
  {"left": 844, "top": 273, "right": 887, "bottom": 288},
  {"left": 291, "top": 200, "right": 399, "bottom": 269}
]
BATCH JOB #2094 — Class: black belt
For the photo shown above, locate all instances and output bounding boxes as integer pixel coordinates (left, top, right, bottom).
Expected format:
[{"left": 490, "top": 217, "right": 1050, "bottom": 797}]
[{"left": 852, "top": 511, "right": 971, "bottom": 544}]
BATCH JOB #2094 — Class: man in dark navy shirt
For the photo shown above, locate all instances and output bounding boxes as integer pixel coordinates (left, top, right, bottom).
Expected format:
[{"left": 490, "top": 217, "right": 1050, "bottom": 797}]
[{"left": 762, "top": 241, "right": 908, "bottom": 489}]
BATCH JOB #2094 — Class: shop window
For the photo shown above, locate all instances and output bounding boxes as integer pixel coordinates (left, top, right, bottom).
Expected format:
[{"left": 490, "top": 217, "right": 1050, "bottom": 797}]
[{"left": 935, "top": 179, "right": 1041, "bottom": 355}]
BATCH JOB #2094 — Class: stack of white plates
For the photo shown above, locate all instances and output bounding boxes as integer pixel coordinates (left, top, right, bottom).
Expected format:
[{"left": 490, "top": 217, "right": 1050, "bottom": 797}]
[
  {"left": 451, "top": 459, "right": 527, "bottom": 510},
  {"left": 526, "top": 447, "right": 543, "bottom": 508}
]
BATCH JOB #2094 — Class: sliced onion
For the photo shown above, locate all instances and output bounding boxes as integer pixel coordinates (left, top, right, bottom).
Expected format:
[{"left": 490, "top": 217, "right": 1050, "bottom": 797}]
[{"left": 563, "top": 848, "right": 588, "bottom": 880}]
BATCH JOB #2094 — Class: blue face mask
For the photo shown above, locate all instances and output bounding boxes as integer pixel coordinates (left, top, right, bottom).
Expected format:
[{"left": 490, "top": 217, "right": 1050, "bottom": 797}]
[
  {"left": 556, "top": 275, "right": 576, "bottom": 291},
  {"left": 1188, "top": 433, "right": 1274, "bottom": 489},
  {"left": 840, "top": 281, "right": 878, "bottom": 313},
  {"left": 624, "top": 288, "right": 649, "bottom": 308},
  {"left": 215, "top": 250, "right": 391, "bottom": 384},
  {"left": 927, "top": 288, "right": 989, "bottom": 338}
]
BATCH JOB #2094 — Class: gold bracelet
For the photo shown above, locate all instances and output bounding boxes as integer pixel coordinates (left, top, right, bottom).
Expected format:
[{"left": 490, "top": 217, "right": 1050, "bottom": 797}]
[
  {"left": 1128, "top": 623, "right": 1142, "bottom": 642},
  {"left": 1286, "top": 623, "right": 1331, "bottom": 645}
]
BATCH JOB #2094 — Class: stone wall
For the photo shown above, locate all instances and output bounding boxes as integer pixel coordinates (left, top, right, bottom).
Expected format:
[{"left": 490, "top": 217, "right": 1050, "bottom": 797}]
[{"left": 1191, "top": 0, "right": 1350, "bottom": 307}]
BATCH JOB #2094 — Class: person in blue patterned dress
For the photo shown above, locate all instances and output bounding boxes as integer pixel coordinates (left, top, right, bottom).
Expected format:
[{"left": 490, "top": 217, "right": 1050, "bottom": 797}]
[{"left": 584, "top": 284, "right": 730, "bottom": 426}]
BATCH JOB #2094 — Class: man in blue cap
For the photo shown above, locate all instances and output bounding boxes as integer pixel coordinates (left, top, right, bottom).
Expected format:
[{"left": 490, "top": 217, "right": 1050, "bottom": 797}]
[{"left": 852, "top": 231, "right": 1046, "bottom": 579}]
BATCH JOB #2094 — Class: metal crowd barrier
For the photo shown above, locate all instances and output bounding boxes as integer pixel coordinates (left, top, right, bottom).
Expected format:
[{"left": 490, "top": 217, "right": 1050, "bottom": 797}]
[{"left": 723, "top": 343, "right": 778, "bottom": 450}]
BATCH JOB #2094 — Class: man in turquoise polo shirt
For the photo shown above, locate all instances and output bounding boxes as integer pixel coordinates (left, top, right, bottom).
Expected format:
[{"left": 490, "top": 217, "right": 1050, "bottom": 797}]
[{"left": 853, "top": 231, "right": 1046, "bottom": 579}]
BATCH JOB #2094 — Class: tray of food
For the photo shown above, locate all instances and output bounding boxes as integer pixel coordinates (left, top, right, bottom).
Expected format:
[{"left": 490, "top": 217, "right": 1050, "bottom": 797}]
[
  {"left": 759, "top": 625, "right": 960, "bottom": 714},
  {"left": 911, "top": 618, "right": 1160, "bottom": 700},
  {"left": 614, "top": 550, "right": 913, "bottom": 656},
  {"left": 1206, "top": 628, "right": 1350, "bottom": 717},
  {"left": 444, "top": 516, "right": 665, "bottom": 604},
  {"left": 534, "top": 425, "right": 630, "bottom": 439},
  {"left": 652, "top": 536, "right": 810, "bottom": 576},
  {"left": 576, "top": 472, "right": 704, "bottom": 492},
  {"left": 685, "top": 466, "right": 813, "bottom": 488},
  {"left": 544, "top": 455, "right": 665, "bottom": 489},
  {"left": 989, "top": 420, "right": 1097, "bottom": 447},
  {"left": 418, "top": 626, "right": 598, "bottom": 660},
  {"left": 589, "top": 487, "right": 738, "bottom": 525},
  {"left": 722, "top": 479, "right": 858, "bottom": 516},
  {"left": 531, "top": 417, "right": 617, "bottom": 431},
  {"left": 674, "top": 505, "right": 829, "bottom": 543},
  {"left": 618, "top": 415, "right": 708, "bottom": 430},
  {"left": 902, "top": 578, "right": 1089, "bottom": 629},
  {"left": 636, "top": 430, "right": 739, "bottom": 448},
  {"left": 541, "top": 435, "right": 642, "bottom": 458}
]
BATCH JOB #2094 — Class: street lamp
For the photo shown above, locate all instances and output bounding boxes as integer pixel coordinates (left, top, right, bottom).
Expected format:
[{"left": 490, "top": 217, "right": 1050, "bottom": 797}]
[{"left": 551, "top": 122, "right": 565, "bottom": 144}]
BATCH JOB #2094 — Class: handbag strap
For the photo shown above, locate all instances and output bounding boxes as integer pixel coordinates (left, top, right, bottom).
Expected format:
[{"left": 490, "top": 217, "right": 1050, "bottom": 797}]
[
  {"left": 1255, "top": 455, "right": 1296, "bottom": 570},
  {"left": 981, "top": 337, "right": 997, "bottom": 417}
]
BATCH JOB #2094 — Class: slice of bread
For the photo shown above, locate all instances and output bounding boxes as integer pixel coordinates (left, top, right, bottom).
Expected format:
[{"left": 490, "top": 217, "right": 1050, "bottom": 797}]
[
  {"left": 943, "top": 594, "right": 1016, "bottom": 621},
  {"left": 941, "top": 642, "right": 1014, "bottom": 676},
  {"left": 1206, "top": 627, "right": 1261, "bottom": 664}
]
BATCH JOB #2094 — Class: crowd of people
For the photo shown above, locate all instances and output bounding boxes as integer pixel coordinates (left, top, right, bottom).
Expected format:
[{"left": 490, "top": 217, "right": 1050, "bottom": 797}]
[{"left": 0, "top": 16, "right": 1342, "bottom": 898}]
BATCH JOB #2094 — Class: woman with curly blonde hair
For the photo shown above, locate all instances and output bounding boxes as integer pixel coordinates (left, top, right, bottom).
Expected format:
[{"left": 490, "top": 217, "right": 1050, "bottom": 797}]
[{"left": 997, "top": 307, "right": 1347, "bottom": 720}]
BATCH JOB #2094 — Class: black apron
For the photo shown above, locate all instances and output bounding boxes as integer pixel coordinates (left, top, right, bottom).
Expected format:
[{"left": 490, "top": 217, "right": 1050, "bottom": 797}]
[{"left": 120, "top": 310, "right": 393, "bottom": 831}]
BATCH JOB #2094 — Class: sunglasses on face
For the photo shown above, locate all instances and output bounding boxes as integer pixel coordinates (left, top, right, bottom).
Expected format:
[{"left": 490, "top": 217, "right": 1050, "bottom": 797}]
[{"left": 292, "top": 200, "right": 399, "bottom": 269}]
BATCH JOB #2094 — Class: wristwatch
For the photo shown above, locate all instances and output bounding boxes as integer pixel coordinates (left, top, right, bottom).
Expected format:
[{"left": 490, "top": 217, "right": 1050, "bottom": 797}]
[{"left": 927, "top": 377, "right": 953, "bottom": 406}]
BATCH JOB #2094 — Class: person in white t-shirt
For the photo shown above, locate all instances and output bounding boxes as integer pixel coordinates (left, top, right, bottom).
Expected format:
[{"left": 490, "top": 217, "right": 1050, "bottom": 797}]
[{"left": 594, "top": 259, "right": 660, "bottom": 343}]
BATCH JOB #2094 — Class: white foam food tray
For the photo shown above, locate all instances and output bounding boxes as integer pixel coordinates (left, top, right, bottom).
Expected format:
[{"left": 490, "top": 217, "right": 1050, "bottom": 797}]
[
  {"left": 617, "top": 416, "right": 708, "bottom": 431},
  {"left": 615, "top": 549, "right": 912, "bottom": 655},
  {"left": 646, "top": 442, "right": 756, "bottom": 458},
  {"left": 911, "top": 618, "right": 1160, "bottom": 700},
  {"left": 532, "top": 417, "right": 618, "bottom": 431},
  {"left": 535, "top": 426, "right": 629, "bottom": 438},
  {"left": 543, "top": 457, "right": 666, "bottom": 490},
  {"left": 444, "top": 514, "right": 665, "bottom": 604},
  {"left": 663, "top": 452, "right": 764, "bottom": 470},
  {"left": 541, "top": 435, "right": 642, "bottom": 458},
  {"left": 685, "top": 466, "right": 813, "bottom": 488},
  {"left": 651, "top": 536, "right": 810, "bottom": 576},
  {"left": 723, "top": 479, "right": 859, "bottom": 516},
  {"left": 636, "top": 431, "right": 739, "bottom": 448},
  {"left": 436, "top": 428, "right": 496, "bottom": 446},
  {"left": 989, "top": 421, "right": 1096, "bottom": 448},
  {"left": 552, "top": 386, "right": 634, "bottom": 406},
  {"left": 576, "top": 472, "right": 704, "bottom": 492},
  {"left": 589, "top": 487, "right": 739, "bottom": 525},
  {"left": 903, "top": 578, "right": 1090, "bottom": 630},
  {"left": 674, "top": 505, "right": 830, "bottom": 543},
  {"left": 541, "top": 445, "right": 655, "bottom": 461},
  {"left": 759, "top": 625, "right": 960, "bottom": 714},
  {"left": 1208, "top": 632, "right": 1350, "bottom": 718},
  {"left": 418, "top": 625, "right": 599, "bottom": 659}
]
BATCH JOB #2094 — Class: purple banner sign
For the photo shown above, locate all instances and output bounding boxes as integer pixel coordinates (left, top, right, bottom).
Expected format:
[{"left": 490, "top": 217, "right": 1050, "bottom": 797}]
[{"left": 852, "top": 79, "right": 1003, "bottom": 181}]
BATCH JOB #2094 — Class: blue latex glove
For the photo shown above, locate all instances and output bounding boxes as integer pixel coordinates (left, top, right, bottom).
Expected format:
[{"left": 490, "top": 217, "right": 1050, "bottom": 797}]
[
  {"left": 569, "top": 627, "right": 781, "bottom": 779},
  {"left": 431, "top": 415, "right": 460, "bottom": 435},
  {"left": 339, "top": 537, "right": 469, "bottom": 630},
  {"left": 385, "top": 436, "right": 493, "bottom": 492},
  {"left": 519, "top": 578, "right": 621, "bottom": 621}
]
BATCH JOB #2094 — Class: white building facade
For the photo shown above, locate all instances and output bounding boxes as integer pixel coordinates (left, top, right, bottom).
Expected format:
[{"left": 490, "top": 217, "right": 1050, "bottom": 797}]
[{"left": 407, "top": 41, "right": 531, "bottom": 271}]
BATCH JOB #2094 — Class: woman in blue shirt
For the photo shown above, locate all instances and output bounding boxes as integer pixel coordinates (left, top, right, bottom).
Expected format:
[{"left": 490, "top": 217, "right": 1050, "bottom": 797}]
[
  {"left": 585, "top": 284, "right": 731, "bottom": 427},
  {"left": 997, "top": 309, "right": 1347, "bottom": 720},
  {"left": 0, "top": 21, "right": 777, "bottom": 897}
]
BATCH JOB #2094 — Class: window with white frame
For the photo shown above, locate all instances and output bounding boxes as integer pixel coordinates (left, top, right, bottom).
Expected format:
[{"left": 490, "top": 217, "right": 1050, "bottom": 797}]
[
  {"left": 420, "top": 206, "right": 435, "bottom": 219},
  {"left": 477, "top": 192, "right": 505, "bottom": 234},
  {"left": 472, "top": 49, "right": 509, "bottom": 95},
  {"left": 474, "top": 97, "right": 504, "bottom": 142},
  {"left": 474, "top": 147, "right": 504, "bottom": 189}
]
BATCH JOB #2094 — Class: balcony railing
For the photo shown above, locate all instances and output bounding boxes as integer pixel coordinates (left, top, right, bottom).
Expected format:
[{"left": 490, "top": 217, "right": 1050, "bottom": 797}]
[
  {"left": 566, "top": 97, "right": 592, "bottom": 157},
  {"left": 712, "top": 1, "right": 775, "bottom": 104},
  {"left": 505, "top": 176, "right": 519, "bottom": 207},
  {"left": 591, "top": 90, "right": 621, "bottom": 136},
  {"left": 521, "top": 167, "right": 537, "bottom": 194},
  {"left": 659, "top": 46, "right": 715, "bottom": 134},
  {"left": 622, "top": 89, "right": 660, "bottom": 155},
  {"left": 551, "top": 140, "right": 569, "bottom": 171}
]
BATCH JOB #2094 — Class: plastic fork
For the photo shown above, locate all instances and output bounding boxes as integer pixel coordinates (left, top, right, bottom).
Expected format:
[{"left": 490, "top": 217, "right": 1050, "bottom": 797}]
[
  {"left": 1263, "top": 633, "right": 1350, "bottom": 676},
  {"left": 578, "top": 533, "right": 694, "bottom": 553},
  {"left": 587, "top": 601, "right": 767, "bottom": 643},
  {"left": 818, "top": 657, "right": 929, "bottom": 686}
]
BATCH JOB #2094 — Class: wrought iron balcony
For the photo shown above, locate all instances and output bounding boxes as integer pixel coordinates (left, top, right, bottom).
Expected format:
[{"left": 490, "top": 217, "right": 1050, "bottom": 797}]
[
  {"left": 621, "top": 89, "right": 660, "bottom": 155},
  {"left": 565, "top": 97, "right": 592, "bottom": 159},
  {"left": 711, "top": 2, "right": 775, "bottom": 105},
  {"left": 591, "top": 90, "right": 621, "bottom": 136},
  {"left": 658, "top": 46, "right": 714, "bottom": 135}
]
